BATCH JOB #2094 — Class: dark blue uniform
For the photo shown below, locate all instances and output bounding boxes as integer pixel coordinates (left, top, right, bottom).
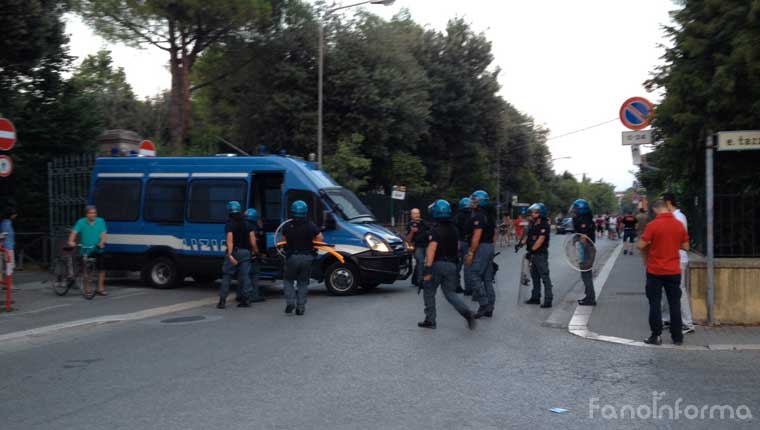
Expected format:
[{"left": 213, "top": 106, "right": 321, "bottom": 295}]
[
  {"left": 527, "top": 217, "right": 553, "bottom": 304},
  {"left": 466, "top": 210, "right": 496, "bottom": 313},
  {"left": 220, "top": 217, "right": 253, "bottom": 305},
  {"left": 574, "top": 213, "right": 596, "bottom": 303},
  {"left": 283, "top": 219, "right": 320, "bottom": 312}
]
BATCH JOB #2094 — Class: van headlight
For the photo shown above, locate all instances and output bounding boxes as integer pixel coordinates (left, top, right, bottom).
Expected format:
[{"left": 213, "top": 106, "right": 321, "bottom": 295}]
[{"left": 365, "top": 233, "right": 391, "bottom": 253}]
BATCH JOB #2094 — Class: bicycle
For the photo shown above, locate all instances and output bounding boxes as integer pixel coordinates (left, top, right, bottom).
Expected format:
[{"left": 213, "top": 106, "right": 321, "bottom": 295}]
[{"left": 50, "top": 245, "right": 100, "bottom": 300}]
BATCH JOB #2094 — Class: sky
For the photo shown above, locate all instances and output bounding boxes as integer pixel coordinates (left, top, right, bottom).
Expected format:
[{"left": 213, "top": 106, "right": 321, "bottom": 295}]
[{"left": 65, "top": 0, "right": 676, "bottom": 191}]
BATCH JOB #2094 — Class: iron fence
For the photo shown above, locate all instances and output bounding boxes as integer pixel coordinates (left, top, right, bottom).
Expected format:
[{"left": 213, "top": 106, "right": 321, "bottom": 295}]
[{"left": 47, "top": 154, "right": 95, "bottom": 260}]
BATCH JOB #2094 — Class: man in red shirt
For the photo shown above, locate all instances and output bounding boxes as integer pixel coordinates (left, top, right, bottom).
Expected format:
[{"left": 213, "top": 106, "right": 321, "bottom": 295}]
[{"left": 637, "top": 199, "right": 690, "bottom": 346}]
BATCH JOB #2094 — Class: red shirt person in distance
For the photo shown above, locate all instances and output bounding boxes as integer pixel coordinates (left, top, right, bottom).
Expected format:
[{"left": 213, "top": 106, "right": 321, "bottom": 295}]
[{"left": 637, "top": 199, "right": 690, "bottom": 346}]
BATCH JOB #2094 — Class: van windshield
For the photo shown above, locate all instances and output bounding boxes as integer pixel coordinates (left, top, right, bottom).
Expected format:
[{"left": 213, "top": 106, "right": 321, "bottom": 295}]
[{"left": 322, "top": 188, "right": 376, "bottom": 222}]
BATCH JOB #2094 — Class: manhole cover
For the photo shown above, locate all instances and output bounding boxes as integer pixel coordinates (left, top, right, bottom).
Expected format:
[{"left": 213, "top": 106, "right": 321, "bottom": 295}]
[{"left": 161, "top": 315, "right": 206, "bottom": 324}]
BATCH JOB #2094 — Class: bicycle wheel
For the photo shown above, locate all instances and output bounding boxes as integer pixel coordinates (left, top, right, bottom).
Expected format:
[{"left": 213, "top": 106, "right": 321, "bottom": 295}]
[
  {"left": 79, "top": 258, "right": 98, "bottom": 300},
  {"left": 51, "top": 258, "right": 73, "bottom": 296}
]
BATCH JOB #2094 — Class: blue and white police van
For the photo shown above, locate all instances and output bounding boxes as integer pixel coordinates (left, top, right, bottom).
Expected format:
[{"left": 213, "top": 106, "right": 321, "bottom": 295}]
[{"left": 89, "top": 155, "right": 411, "bottom": 295}]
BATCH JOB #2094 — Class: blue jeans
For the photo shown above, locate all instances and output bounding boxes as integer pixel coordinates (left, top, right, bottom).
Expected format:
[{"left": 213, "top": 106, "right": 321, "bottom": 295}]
[
  {"left": 423, "top": 261, "right": 472, "bottom": 322},
  {"left": 249, "top": 258, "right": 263, "bottom": 300},
  {"left": 220, "top": 249, "right": 252, "bottom": 302},
  {"left": 284, "top": 254, "right": 313, "bottom": 308},
  {"left": 468, "top": 242, "right": 495, "bottom": 309}
]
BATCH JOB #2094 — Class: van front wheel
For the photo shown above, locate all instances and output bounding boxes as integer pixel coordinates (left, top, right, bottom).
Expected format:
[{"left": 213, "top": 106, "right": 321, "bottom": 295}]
[
  {"left": 142, "top": 257, "right": 181, "bottom": 289},
  {"left": 324, "top": 262, "right": 359, "bottom": 296}
]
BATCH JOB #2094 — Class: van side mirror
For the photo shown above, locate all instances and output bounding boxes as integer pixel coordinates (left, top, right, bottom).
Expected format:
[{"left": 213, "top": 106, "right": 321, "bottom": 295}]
[{"left": 324, "top": 211, "right": 337, "bottom": 230}]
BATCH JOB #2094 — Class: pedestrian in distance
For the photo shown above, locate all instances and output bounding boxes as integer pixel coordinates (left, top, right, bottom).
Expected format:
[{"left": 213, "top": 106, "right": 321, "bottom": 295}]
[
  {"left": 518, "top": 203, "right": 554, "bottom": 308},
  {"left": 0, "top": 208, "right": 17, "bottom": 280},
  {"left": 595, "top": 215, "right": 605, "bottom": 239},
  {"left": 418, "top": 199, "right": 477, "bottom": 330},
  {"left": 281, "top": 200, "right": 323, "bottom": 316},
  {"left": 244, "top": 208, "right": 265, "bottom": 303},
  {"left": 454, "top": 198, "right": 472, "bottom": 295},
  {"left": 218, "top": 201, "right": 255, "bottom": 309},
  {"left": 464, "top": 190, "right": 497, "bottom": 318},
  {"left": 514, "top": 214, "right": 526, "bottom": 243},
  {"left": 635, "top": 208, "right": 649, "bottom": 248},
  {"left": 621, "top": 211, "right": 638, "bottom": 255},
  {"left": 571, "top": 199, "right": 597, "bottom": 306},
  {"left": 498, "top": 214, "right": 511, "bottom": 248},
  {"left": 68, "top": 206, "right": 108, "bottom": 297},
  {"left": 405, "top": 208, "right": 430, "bottom": 289},
  {"left": 637, "top": 199, "right": 689, "bottom": 345},
  {"left": 660, "top": 192, "right": 695, "bottom": 335}
]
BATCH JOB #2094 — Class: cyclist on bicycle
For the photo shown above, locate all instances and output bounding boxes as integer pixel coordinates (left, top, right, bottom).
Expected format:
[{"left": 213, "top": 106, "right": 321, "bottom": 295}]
[{"left": 68, "top": 205, "right": 108, "bottom": 296}]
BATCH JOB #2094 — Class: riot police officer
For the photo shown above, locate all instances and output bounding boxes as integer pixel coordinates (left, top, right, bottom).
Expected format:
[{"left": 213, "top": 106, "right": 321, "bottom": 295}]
[
  {"left": 571, "top": 199, "right": 597, "bottom": 306},
  {"left": 520, "top": 203, "right": 553, "bottom": 308},
  {"left": 455, "top": 197, "right": 472, "bottom": 295},
  {"left": 418, "top": 200, "right": 477, "bottom": 330},
  {"left": 245, "top": 208, "right": 265, "bottom": 303},
  {"left": 464, "top": 190, "right": 497, "bottom": 318},
  {"left": 218, "top": 201, "right": 254, "bottom": 309},
  {"left": 406, "top": 208, "right": 430, "bottom": 288},
  {"left": 282, "top": 200, "right": 323, "bottom": 315}
]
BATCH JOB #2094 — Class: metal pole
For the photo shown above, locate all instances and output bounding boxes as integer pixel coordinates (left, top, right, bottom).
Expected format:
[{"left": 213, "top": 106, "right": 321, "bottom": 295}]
[
  {"left": 706, "top": 133, "right": 715, "bottom": 325},
  {"left": 496, "top": 146, "right": 501, "bottom": 221},
  {"left": 317, "top": 22, "right": 325, "bottom": 169}
]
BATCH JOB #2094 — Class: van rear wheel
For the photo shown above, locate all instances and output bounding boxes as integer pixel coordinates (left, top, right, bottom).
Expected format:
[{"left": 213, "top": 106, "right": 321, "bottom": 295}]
[
  {"left": 324, "top": 262, "right": 359, "bottom": 296},
  {"left": 142, "top": 257, "right": 181, "bottom": 289}
]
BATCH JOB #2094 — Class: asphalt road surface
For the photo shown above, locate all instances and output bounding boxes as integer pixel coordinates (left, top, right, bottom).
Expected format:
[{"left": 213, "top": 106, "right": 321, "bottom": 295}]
[{"left": 1, "top": 235, "right": 758, "bottom": 429}]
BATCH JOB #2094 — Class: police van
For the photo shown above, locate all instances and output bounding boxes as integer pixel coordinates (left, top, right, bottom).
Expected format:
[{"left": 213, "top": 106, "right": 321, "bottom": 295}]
[{"left": 89, "top": 155, "right": 411, "bottom": 295}]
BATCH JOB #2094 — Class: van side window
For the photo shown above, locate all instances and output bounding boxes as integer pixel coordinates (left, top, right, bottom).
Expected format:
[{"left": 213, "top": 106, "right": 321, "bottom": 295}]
[
  {"left": 144, "top": 180, "right": 186, "bottom": 223},
  {"left": 286, "top": 190, "right": 323, "bottom": 225},
  {"left": 93, "top": 179, "right": 142, "bottom": 221},
  {"left": 188, "top": 179, "right": 247, "bottom": 223}
]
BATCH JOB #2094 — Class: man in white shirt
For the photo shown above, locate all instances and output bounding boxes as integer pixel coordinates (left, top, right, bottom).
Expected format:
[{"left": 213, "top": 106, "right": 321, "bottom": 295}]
[{"left": 661, "top": 193, "right": 694, "bottom": 334}]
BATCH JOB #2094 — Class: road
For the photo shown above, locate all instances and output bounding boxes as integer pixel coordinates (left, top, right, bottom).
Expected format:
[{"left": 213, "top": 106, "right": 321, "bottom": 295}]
[{"left": 1, "top": 235, "right": 758, "bottom": 429}]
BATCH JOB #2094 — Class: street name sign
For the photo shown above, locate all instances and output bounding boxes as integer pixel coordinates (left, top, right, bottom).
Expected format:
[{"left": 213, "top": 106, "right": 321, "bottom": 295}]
[
  {"left": 391, "top": 185, "right": 406, "bottom": 200},
  {"left": 621, "top": 130, "right": 652, "bottom": 146},
  {"left": 717, "top": 130, "right": 760, "bottom": 151},
  {"left": 619, "top": 97, "right": 654, "bottom": 131}
]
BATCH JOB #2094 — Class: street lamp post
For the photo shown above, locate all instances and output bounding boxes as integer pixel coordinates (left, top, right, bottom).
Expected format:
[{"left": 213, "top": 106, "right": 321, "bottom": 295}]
[{"left": 317, "top": 0, "right": 396, "bottom": 169}]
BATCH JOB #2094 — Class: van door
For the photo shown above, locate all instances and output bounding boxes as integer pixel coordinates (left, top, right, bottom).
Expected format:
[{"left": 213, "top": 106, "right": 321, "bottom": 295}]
[
  {"left": 250, "top": 172, "right": 284, "bottom": 279},
  {"left": 142, "top": 177, "right": 187, "bottom": 267},
  {"left": 186, "top": 177, "right": 249, "bottom": 277}
]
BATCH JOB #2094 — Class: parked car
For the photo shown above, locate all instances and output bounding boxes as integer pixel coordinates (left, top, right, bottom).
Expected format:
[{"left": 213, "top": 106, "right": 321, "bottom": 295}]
[{"left": 556, "top": 217, "right": 574, "bottom": 235}]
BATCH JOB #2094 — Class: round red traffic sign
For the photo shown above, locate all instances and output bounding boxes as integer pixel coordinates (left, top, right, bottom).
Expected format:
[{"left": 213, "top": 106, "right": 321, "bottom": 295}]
[
  {"left": 0, "top": 155, "right": 13, "bottom": 177},
  {"left": 619, "top": 97, "right": 654, "bottom": 131},
  {"left": 0, "top": 118, "right": 17, "bottom": 151},
  {"left": 139, "top": 140, "right": 156, "bottom": 157}
]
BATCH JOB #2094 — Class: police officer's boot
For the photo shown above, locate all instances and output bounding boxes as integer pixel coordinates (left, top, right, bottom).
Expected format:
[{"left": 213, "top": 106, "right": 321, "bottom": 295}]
[
  {"left": 217, "top": 299, "right": 226, "bottom": 309},
  {"left": 417, "top": 320, "right": 436, "bottom": 329},
  {"left": 284, "top": 304, "right": 295, "bottom": 314},
  {"left": 540, "top": 300, "right": 552, "bottom": 309},
  {"left": 295, "top": 307, "right": 305, "bottom": 316},
  {"left": 473, "top": 305, "right": 489, "bottom": 319}
]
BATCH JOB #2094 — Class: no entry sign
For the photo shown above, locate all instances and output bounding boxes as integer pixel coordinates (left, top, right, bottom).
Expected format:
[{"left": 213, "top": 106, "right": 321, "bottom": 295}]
[
  {"left": 0, "top": 118, "right": 17, "bottom": 151},
  {"left": 139, "top": 140, "right": 156, "bottom": 157},
  {"left": 0, "top": 156, "right": 13, "bottom": 177},
  {"left": 619, "top": 97, "right": 654, "bottom": 131}
]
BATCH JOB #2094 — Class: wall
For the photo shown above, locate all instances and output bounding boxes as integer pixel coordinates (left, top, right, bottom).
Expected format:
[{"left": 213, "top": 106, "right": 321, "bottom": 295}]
[{"left": 689, "top": 257, "right": 760, "bottom": 325}]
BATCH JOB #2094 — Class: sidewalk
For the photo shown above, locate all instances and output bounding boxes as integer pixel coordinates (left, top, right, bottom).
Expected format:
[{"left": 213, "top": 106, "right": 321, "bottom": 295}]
[{"left": 584, "top": 247, "right": 760, "bottom": 349}]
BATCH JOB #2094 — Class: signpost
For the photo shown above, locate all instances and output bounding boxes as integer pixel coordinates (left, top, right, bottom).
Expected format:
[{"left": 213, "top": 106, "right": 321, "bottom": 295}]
[
  {"left": 390, "top": 185, "right": 406, "bottom": 227},
  {"left": 0, "top": 118, "right": 17, "bottom": 151},
  {"left": 0, "top": 156, "right": 12, "bottom": 177},
  {"left": 619, "top": 97, "right": 654, "bottom": 131},
  {"left": 631, "top": 145, "right": 642, "bottom": 166},
  {"left": 139, "top": 140, "right": 156, "bottom": 157}
]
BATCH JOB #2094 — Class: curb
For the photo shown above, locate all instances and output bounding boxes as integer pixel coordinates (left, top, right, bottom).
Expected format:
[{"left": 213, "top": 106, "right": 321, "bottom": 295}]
[
  {"left": 0, "top": 297, "right": 217, "bottom": 343},
  {"left": 566, "top": 243, "right": 760, "bottom": 352}
]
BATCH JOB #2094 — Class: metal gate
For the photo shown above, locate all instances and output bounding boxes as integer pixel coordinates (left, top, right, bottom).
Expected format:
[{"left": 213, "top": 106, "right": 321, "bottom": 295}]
[{"left": 47, "top": 154, "right": 95, "bottom": 258}]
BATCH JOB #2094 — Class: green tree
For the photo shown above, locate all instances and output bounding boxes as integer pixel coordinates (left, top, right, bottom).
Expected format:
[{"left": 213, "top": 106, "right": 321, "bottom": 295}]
[
  {"left": 645, "top": 0, "right": 760, "bottom": 194},
  {"left": 323, "top": 134, "right": 371, "bottom": 193},
  {"left": 390, "top": 151, "right": 431, "bottom": 196},
  {"left": 74, "top": 0, "right": 271, "bottom": 154}
]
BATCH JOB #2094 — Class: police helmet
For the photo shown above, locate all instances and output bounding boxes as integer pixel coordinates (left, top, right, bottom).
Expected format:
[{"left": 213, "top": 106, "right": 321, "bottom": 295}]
[
  {"left": 458, "top": 197, "right": 472, "bottom": 210},
  {"left": 245, "top": 208, "right": 259, "bottom": 222},
  {"left": 429, "top": 199, "right": 453, "bottom": 220},
  {"left": 571, "top": 199, "right": 591, "bottom": 216},
  {"left": 227, "top": 201, "right": 242, "bottom": 214},
  {"left": 470, "top": 190, "right": 490, "bottom": 208},
  {"left": 528, "top": 202, "right": 547, "bottom": 218},
  {"left": 290, "top": 200, "right": 308, "bottom": 218}
]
